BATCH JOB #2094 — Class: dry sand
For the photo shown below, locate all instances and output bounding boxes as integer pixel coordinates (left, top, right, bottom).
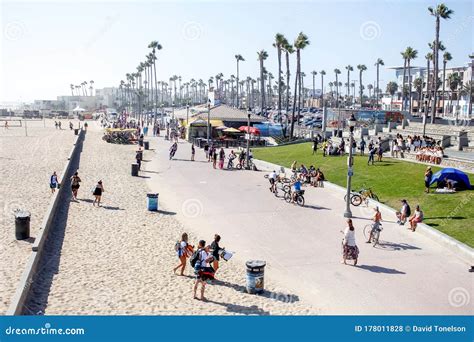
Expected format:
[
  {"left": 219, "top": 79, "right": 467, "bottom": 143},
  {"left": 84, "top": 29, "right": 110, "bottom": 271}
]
[
  {"left": 26, "top": 122, "right": 317, "bottom": 315},
  {"left": 0, "top": 119, "right": 77, "bottom": 313}
]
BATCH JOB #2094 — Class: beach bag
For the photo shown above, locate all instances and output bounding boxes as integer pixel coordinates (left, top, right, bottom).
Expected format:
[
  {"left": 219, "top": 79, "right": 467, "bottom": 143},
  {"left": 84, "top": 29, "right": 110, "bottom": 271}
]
[
  {"left": 174, "top": 241, "right": 180, "bottom": 252},
  {"left": 190, "top": 249, "right": 201, "bottom": 268}
]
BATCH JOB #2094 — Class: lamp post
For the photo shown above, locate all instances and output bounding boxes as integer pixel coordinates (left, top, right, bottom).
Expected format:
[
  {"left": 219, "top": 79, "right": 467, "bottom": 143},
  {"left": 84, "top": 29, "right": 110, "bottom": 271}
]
[
  {"left": 344, "top": 113, "right": 357, "bottom": 218},
  {"left": 186, "top": 104, "right": 189, "bottom": 125},
  {"left": 160, "top": 103, "right": 164, "bottom": 126},
  {"left": 246, "top": 108, "right": 251, "bottom": 169},
  {"left": 207, "top": 99, "right": 211, "bottom": 144}
]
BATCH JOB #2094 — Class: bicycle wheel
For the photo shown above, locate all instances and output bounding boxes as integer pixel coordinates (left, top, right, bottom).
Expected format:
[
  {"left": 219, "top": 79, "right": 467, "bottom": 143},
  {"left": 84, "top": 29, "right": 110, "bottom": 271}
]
[
  {"left": 281, "top": 178, "right": 291, "bottom": 184},
  {"left": 351, "top": 194, "right": 363, "bottom": 206},
  {"left": 363, "top": 224, "right": 372, "bottom": 241},
  {"left": 236, "top": 163, "right": 242, "bottom": 170},
  {"left": 284, "top": 192, "right": 292, "bottom": 203},
  {"left": 283, "top": 185, "right": 290, "bottom": 193},
  {"left": 296, "top": 195, "right": 305, "bottom": 207},
  {"left": 264, "top": 174, "right": 269, "bottom": 179}
]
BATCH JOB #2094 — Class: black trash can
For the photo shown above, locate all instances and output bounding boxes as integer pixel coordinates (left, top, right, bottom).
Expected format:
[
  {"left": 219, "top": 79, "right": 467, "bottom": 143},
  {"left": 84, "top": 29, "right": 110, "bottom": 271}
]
[
  {"left": 74, "top": 128, "right": 79, "bottom": 135},
  {"left": 246, "top": 260, "right": 266, "bottom": 294},
  {"left": 131, "top": 163, "right": 139, "bottom": 176},
  {"left": 144, "top": 141, "right": 149, "bottom": 150},
  {"left": 15, "top": 210, "right": 30, "bottom": 240}
]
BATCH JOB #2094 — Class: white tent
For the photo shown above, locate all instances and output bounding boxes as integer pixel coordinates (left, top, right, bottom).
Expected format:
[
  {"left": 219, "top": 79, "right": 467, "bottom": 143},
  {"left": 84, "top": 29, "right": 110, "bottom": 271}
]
[{"left": 72, "top": 106, "right": 86, "bottom": 112}]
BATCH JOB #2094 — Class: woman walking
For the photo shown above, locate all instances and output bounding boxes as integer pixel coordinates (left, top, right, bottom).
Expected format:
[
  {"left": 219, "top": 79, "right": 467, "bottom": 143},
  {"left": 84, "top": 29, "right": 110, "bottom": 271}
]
[
  {"left": 193, "top": 240, "right": 214, "bottom": 301},
  {"left": 191, "top": 144, "right": 195, "bottom": 161},
  {"left": 342, "top": 219, "right": 358, "bottom": 266},
  {"left": 50, "top": 171, "right": 60, "bottom": 194},
  {"left": 424, "top": 167, "right": 433, "bottom": 193},
  {"left": 218, "top": 148, "right": 225, "bottom": 169},
  {"left": 70, "top": 171, "right": 81, "bottom": 200},
  {"left": 210, "top": 234, "right": 223, "bottom": 273},
  {"left": 174, "top": 233, "right": 192, "bottom": 276},
  {"left": 92, "top": 180, "right": 104, "bottom": 207},
  {"left": 212, "top": 149, "right": 218, "bottom": 169}
]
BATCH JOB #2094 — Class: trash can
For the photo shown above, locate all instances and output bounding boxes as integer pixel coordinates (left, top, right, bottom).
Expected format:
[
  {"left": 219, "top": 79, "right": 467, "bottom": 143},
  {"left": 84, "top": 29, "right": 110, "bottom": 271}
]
[
  {"left": 131, "top": 163, "right": 139, "bottom": 176},
  {"left": 15, "top": 210, "right": 30, "bottom": 240},
  {"left": 246, "top": 260, "right": 266, "bottom": 294},
  {"left": 146, "top": 193, "right": 159, "bottom": 211},
  {"left": 74, "top": 128, "right": 79, "bottom": 135},
  {"left": 144, "top": 141, "right": 149, "bottom": 150}
]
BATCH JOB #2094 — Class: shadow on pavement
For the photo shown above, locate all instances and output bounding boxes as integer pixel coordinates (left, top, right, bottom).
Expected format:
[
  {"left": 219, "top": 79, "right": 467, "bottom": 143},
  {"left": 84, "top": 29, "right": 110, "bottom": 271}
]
[
  {"left": 356, "top": 265, "right": 406, "bottom": 274},
  {"left": 157, "top": 209, "right": 176, "bottom": 216},
  {"left": 375, "top": 241, "right": 421, "bottom": 251}
]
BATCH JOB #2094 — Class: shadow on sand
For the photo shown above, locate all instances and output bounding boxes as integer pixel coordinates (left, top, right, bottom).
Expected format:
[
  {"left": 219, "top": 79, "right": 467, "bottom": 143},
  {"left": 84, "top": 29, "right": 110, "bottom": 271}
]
[{"left": 356, "top": 265, "right": 406, "bottom": 274}]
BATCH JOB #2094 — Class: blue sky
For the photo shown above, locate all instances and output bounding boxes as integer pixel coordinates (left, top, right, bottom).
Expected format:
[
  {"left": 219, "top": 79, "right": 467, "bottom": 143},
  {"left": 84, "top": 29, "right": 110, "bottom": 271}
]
[{"left": 0, "top": 0, "right": 472, "bottom": 102}]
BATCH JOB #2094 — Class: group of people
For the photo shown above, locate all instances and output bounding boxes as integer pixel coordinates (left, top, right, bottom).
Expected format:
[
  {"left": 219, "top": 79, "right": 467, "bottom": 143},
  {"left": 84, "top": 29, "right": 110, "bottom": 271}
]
[
  {"left": 173, "top": 233, "right": 225, "bottom": 301},
  {"left": 50, "top": 170, "right": 104, "bottom": 206},
  {"left": 203, "top": 143, "right": 247, "bottom": 169},
  {"left": 289, "top": 161, "right": 325, "bottom": 187}
]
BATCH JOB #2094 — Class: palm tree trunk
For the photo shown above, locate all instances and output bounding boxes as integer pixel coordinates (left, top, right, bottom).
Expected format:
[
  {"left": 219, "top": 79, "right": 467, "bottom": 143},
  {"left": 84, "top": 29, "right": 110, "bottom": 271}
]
[
  {"left": 431, "top": 17, "right": 440, "bottom": 123},
  {"left": 376, "top": 64, "right": 380, "bottom": 108},
  {"left": 290, "top": 51, "right": 300, "bottom": 139},
  {"left": 260, "top": 59, "right": 265, "bottom": 112},
  {"left": 321, "top": 75, "right": 324, "bottom": 107},
  {"left": 236, "top": 61, "right": 240, "bottom": 108},
  {"left": 401, "top": 59, "right": 407, "bottom": 111},
  {"left": 408, "top": 60, "right": 413, "bottom": 115},
  {"left": 442, "top": 61, "right": 447, "bottom": 117},
  {"left": 425, "top": 59, "right": 431, "bottom": 120},
  {"left": 359, "top": 72, "right": 363, "bottom": 107},
  {"left": 285, "top": 52, "right": 290, "bottom": 115}
]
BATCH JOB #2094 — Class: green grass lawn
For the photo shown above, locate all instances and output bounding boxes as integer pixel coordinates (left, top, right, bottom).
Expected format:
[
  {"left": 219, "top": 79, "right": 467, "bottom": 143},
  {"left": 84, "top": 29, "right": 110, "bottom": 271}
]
[{"left": 253, "top": 143, "right": 474, "bottom": 247}]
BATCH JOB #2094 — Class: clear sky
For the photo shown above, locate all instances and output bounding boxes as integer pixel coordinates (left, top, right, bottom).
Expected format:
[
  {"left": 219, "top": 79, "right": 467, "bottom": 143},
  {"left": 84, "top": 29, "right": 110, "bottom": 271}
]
[{"left": 0, "top": 0, "right": 472, "bottom": 102}]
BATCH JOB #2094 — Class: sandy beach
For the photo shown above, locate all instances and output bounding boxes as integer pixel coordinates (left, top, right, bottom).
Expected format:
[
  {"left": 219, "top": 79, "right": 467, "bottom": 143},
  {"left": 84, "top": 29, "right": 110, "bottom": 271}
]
[
  {"left": 0, "top": 119, "right": 77, "bottom": 313},
  {"left": 25, "top": 122, "right": 317, "bottom": 315}
]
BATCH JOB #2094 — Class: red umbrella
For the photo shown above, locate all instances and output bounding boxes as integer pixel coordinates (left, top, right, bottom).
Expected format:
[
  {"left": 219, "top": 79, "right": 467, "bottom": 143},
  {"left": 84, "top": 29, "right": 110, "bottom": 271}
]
[{"left": 238, "top": 126, "right": 261, "bottom": 135}]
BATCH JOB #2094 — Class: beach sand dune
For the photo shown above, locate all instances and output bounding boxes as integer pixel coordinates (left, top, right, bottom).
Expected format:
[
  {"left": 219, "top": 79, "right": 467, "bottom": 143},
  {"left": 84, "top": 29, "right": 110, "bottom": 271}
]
[
  {"left": 0, "top": 120, "right": 77, "bottom": 313},
  {"left": 26, "top": 124, "right": 317, "bottom": 315}
]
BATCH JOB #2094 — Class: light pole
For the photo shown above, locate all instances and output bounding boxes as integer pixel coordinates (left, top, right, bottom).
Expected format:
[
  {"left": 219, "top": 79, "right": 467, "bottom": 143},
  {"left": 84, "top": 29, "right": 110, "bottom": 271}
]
[
  {"left": 160, "top": 104, "right": 164, "bottom": 126},
  {"left": 186, "top": 104, "right": 190, "bottom": 141},
  {"left": 246, "top": 108, "right": 251, "bottom": 169},
  {"left": 207, "top": 99, "right": 211, "bottom": 144},
  {"left": 344, "top": 113, "right": 357, "bottom": 218}
]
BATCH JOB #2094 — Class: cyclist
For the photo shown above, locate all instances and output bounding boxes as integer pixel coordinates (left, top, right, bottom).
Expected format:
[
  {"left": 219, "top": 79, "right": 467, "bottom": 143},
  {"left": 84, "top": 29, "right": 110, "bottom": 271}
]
[
  {"left": 366, "top": 206, "right": 382, "bottom": 243},
  {"left": 291, "top": 179, "right": 302, "bottom": 203},
  {"left": 227, "top": 150, "right": 236, "bottom": 169},
  {"left": 169, "top": 142, "right": 178, "bottom": 160},
  {"left": 268, "top": 170, "right": 277, "bottom": 193},
  {"left": 238, "top": 150, "right": 246, "bottom": 168}
]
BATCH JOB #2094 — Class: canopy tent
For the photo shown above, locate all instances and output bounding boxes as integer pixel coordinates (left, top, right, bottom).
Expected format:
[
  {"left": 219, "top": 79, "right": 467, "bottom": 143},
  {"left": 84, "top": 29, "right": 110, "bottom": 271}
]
[
  {"left": 238, "top": 126, "right": 261, "bottom": 135},
  {"left": 429, "top": 168, "right": 472, "bottom": 190},
  {"left": 216, "top": 125, "right": 228, "bottom": 130},
  {"left": 189, "top": 119, "right": 208, "bottom": 126},
  {"left": 223, "top": 127, "right": 242, "bottom": 133},
  {"left": 72, "top": 106, "right": 86, "bottom": 112},
  {"left": 210, "top": 119, "right": 224, "bottom": 127}
]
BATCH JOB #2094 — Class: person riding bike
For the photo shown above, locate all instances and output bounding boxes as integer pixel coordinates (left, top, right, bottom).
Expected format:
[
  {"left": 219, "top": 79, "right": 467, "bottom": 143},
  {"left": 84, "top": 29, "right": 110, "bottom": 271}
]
[
  {"left": 291, "top": 179, "right": 303, "bottom": 203},
  {"left": 238, "top": 150, "right": 246, "bottom": 168},
  {"left": 227, "top": 150, "right": 236, "bottom": 169},
  {"left": 366, "top": 206, "right": 383, "bottom": 243},
  {"left": 169, "top": 142, "right": 178, "bottom": 160},
  {"left": 268, "top": 170, "right": 277, "bottom": 193}
]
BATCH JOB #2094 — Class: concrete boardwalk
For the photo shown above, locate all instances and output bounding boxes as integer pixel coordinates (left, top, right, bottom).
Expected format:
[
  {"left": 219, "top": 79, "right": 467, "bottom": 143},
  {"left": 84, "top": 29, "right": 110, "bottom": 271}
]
[{"left": 147, "top": 136, "right": 473, "bottom": 315}]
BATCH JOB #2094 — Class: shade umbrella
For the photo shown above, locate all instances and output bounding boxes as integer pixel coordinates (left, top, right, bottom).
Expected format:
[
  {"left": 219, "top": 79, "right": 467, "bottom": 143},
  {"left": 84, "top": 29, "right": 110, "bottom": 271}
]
[
  {"left": 223, "top": 127, "right": 241, "bottom": 133},
  {"left": 216, "top": 125, "right": 228, "bottom": 130},
  {"left": 238, "top": 126, "right": 261, "bottom": 135}
]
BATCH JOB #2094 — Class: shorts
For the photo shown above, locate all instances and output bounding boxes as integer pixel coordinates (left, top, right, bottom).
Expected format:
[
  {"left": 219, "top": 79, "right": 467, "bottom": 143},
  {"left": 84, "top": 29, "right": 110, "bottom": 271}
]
[
  {"left": 269, "top": 178, "right": 275, "bottom": 185},
  {"left": 50, "top": 183, "right": 57, "bottom": 189},
  {"left": 71, "top": 184, "right": 80, "bottom": 190}
]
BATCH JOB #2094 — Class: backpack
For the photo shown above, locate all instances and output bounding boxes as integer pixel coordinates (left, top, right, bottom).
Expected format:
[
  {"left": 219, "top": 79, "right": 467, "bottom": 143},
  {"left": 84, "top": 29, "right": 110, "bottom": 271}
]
[
  {"left": 190, "top": 249, "right": 202, "bottom": 268},
  {"left": 405, "top": 205, "right": 411, "bottom": 217},
  {"left": 174, "top": 241, "right": 180, "bottom": 252}
]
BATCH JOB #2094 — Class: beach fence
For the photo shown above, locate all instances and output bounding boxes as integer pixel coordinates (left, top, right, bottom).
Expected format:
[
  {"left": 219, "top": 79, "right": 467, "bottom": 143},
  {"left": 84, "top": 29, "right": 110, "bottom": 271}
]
[{"left": 6, "top": 129, "right": 86, "bottom": 315}]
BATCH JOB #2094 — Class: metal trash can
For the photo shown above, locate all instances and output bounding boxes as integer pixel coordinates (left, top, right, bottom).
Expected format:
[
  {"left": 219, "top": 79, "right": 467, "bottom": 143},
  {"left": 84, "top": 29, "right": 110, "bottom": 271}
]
[
  {"left": 146, "top": 193, "right": 159, "bottom": 211},
  {"left": 74, "top": 128, "right": 79, "bottom": 135},
  {"left": 246, "top": 260, "right": 266, "bottom": 294},
  {"left": 144, "top": 141, "right": 149, "bottom": 150},
  {"left": 15, "top": 210, "right": 30, "bottom": 240},
  {"left": 131, "top": 163, "right": 139, "bottom": 176}
]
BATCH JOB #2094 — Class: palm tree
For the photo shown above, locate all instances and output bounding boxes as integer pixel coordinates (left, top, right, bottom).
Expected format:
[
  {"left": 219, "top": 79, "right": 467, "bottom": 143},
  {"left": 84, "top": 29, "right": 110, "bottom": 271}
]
[
  {"left": 283, "top": 40, "right": 294, "bottom": 121},
  {"left": 375, "top": 59, "right": 384, "bottom": 108},
  {"left": 89, "top": 80, "right": 94, "bottom": 96},
  {"left": 404, "top": 47, "right": 418, "bottom": 114},
  {"left": 235, "top": 54, "right": 245, "bottom": 108},
  {"left": 424, "top": 52, "right": 433, "bottom": 118},
  {"left": 367, "top": 84, "right": 374, "bottom": 104},
  {"left": 257, "top": 50, "right": 269, "bottom": 112},
  {"left": 334, "top": 69, "right": 341, "bottom": 109},
  {"left": 148, "top": 41, "right": 163, "bottom": 122},
  {"left": 401, "top": 50, "right": 408, "bottom": 110},
  {"left": 70, "top": 84, "right": 75, "bottom": 96},
  {"left": 290, "top": 32, "right": 310, "bottom": 139},
  {"left": 463, "top": 80, "right": 473, "bottom": 116},
  {"left": 447, "top": 73, "right": 461, "bottom": 117},
  {"left": 428, "top": 3, "right": 454, "bottom": 122},
  {"left": 386, "top": 81, "right": 398, "bottom": 110},
  {"left": 345, "top": 65, "right": 353, "bottom": 105},
  {"left": 413, "top": 77, "right": 424, "bottom": 114},
  {"left": 442, "top": 51, "right": 452, "bottom": 115},
  {"left": 311, "top": 71, "right": 317, "bottom": 100},
  {"left": 469, "top": 54, "right": 474, "bottom": 116},
  {"left": 357, "top": 64, "right": 367, "bottom": 107},
  {"left": 274, "top": 33, "right": 286, "bottom": 120},
  {"left": 320, "top": 70, "right": 326, "bottom": 106},
  {"left": 351, "top": 82, "right": 356, "bottom": 104}
]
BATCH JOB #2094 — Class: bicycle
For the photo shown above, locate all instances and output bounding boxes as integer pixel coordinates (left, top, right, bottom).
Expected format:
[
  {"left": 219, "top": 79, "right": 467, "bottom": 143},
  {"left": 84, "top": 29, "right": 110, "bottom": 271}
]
[
  {"left": 227, "top": 158, "right": 235, "bottom": 170},
  {"left": 343, "top": 191, "right": 363, "bottom": 206},
  {"left": 359, "top": 188, "right": 380, "bottom": 203},
  {"left": 236, "top": 159, "right": 254, "bottom": 170},
  {"left": 284, "top": 189, "right": 305, "bottom": 206},
  {"left": 363, "top": 223, "right": 383, "bottom": 247}
]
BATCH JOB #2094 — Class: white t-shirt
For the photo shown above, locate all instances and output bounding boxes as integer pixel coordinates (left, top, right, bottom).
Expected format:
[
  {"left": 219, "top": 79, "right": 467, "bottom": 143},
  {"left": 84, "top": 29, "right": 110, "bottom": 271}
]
[
  {"left": 199, "top": 250, "right": 210, "bottom": 267},
  {"left": 269, "top": 171, "right": 277, "bottom": 180},
  {"left": 344, "top": 227, "right": 356, "bottom": 247},
  {"left": 401, "top": 203, "right": 408, "bottom": 215}
]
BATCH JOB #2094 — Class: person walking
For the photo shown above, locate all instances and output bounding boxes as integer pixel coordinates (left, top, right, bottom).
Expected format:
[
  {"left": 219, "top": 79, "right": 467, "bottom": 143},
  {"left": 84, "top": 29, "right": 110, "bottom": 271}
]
[
  {"left": 191, "top": 144, "right": 195, "bottom": 161},
  {"left": 92, "top": 180, "right": 104, "bottom": 207},
  {"left": 58, "top": 121, "right": 62, "bottom": 129},
  {"left": 136, "top": 150, "right": 142, "bottom": 170},
  {"left": 174, "top": 233, "right": 192, "bottom": 276},
  {"left": 193, "top": 240, "right": 214, "bottom": 301},
  {"left": 212, "top": 148, "right": 218, "bottom": 169},
  {"left": 49, "top": 171, "right": 60, "bottom": 194},
  {"left": 312, "top": 139, "right": 318, "bottom": 155},
  {"left": 4, "top": 121, "right": 9, "bottom": 130},
  {"left": 204, "top": 143, "right": 209, "bottom": 161},
  {"left": 70, "top": 171, "right": 81, "bottom": 200},
  {"left": 366, "top": 206, "right": 382, "bottom": 243},
  {"left": 359, "top": 138, "right": 366, "bottom": 156},
  {"left": 367, "top": 145, "right": 375, "bottom": 165},
  {"left": 342, "top": 219, "right": 358, "bottom": 266},
  {"left": 210, "top": 234, "right": 223, "bottom": 273},
  {"left": 424, "top": 167, "right": 433, "bottom": 193},
  {"left": 377, "top": 144, "right": 383, "bottom": 162},
  {"left": 218, "top": 148, "right": 225, "bottom": 169}
]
